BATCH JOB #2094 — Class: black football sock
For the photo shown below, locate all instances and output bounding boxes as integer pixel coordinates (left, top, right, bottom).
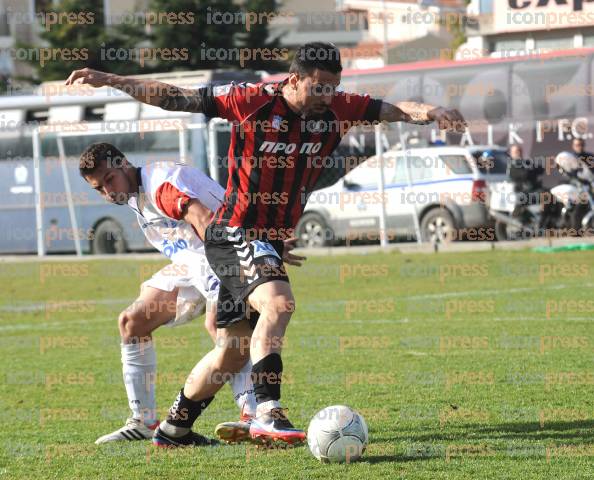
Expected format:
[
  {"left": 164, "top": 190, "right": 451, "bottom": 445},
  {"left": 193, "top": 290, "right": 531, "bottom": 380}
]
[
  {"left": 160, "top": 388, "right": 213, "bottom": 437},
  {"left": 252, "top": 353, "right": 283, "bottom": 405}
]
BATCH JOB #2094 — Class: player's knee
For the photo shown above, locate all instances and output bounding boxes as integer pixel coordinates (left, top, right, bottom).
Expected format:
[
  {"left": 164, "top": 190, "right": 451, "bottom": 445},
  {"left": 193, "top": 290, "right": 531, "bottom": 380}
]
[
  {"left": 226, "top": 354, "right": 248, "bottom": 374},
  {"left": 213, "top": 346, "right": 247, "bottom": 374},
  {"left": 118, "top": 310, "right": 150, "bottom": 341},
  {"left": 263, "top": 293, "right": 296, "bottom": 321}
]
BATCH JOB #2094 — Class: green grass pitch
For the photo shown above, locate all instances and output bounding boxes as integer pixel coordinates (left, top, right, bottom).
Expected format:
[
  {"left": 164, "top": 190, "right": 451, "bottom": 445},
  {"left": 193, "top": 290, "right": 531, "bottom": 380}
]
[{"left": 2, "top": 249, "right": 594, "bottom": 479}]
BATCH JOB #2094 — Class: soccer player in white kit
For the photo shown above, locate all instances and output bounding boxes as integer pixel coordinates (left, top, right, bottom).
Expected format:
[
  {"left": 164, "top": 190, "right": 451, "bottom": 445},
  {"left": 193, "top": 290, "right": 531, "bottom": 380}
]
[{"left": 81, "top": 142, "right": 305, "bottom": 445}]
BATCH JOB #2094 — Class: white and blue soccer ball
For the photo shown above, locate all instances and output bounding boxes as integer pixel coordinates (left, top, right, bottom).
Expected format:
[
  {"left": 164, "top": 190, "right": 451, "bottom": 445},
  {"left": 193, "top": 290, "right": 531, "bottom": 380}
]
[{"left": 307, "top": 405, "right": 368, "bottom": 463}]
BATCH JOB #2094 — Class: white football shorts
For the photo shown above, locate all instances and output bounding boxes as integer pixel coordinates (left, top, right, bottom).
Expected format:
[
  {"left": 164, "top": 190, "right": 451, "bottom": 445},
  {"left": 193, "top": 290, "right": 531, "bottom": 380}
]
[{"left": 141, "top": 262, "right": 220, "bottom": 327}]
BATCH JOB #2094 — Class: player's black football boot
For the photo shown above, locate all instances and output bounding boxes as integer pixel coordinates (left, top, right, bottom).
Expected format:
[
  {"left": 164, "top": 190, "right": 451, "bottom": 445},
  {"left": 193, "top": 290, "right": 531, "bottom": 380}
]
[{"left": 153, "top": 426, "right": 219, "bottom": 448}]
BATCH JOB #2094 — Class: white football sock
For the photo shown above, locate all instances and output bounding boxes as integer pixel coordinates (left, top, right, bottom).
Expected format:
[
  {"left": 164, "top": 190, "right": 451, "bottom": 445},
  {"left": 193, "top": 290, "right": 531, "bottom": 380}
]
[
  {"left": 230, "top": 360, "right": 257, "bottom": 417},
  {"left": 256, "top": 400, "right": 282, "bottom": 417},
  {"left": 121, "top": 341, "right": 157, "bottom": 426}
]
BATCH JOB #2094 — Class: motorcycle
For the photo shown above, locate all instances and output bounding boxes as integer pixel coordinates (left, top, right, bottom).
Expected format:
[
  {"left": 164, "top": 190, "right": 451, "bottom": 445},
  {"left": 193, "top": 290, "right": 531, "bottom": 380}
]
[
  {"left": 549, "top": 151, "right": 594, "bottom": 234},
  {"left": 487, "top": 152, "right": 561, "bottom": 241}
]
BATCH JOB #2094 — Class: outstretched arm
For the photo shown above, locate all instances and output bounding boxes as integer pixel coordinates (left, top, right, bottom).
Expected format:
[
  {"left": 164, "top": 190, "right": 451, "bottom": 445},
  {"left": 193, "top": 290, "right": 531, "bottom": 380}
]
[
  {"left": 378, "top": 101, "right": 467, "bottom": 133},
  {"left": 65, "top": 68, "right": 208, "bottom": 112}
]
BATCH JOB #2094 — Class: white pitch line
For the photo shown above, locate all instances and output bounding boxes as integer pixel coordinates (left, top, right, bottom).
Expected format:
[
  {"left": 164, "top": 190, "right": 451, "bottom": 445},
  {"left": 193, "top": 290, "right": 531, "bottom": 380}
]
[
  {"left": 1, "top": 281, "right": 588, "bottom": 314},
  {"left": 0, "top": 298, "right": 132, "bottom": 313},
  {"left": 298, "top": 282, "right": 587, "bottom": 308},
  {"left": 1, "top": 282, "right": 591, "bottom": 332},
  {"left": 3, "top": 311, "right": 593, "bottom": 334},
  {"left": 492, "top": 316, "right": 594, "bottom": 322},
  {"left": 0, "top": 316, "right": 114, "bottom": 332},
  {"left": 394, "top": 282, "right": 577, "bottom": 301}
]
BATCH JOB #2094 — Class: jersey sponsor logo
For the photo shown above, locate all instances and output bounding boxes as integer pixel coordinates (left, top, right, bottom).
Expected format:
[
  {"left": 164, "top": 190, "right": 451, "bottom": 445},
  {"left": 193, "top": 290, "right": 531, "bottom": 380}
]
[
  {"left": 309, "top": 120, "right": 325, "bottom": 133},
  {"left": 141, "top": 219, "right": 178, "bottom": 231},
  {"left": 272, "top": 115, "right": 282, "bottom": 130},
  {"left": 213, "top": 84, "right": 232, "bottom": 96},
  {"left": 161, "top": 238, "right": 188, "bottom": 258},
  {"left": 263, "top": 256, "right": 279, "bottom": 267},
  {"left": 259, "top": 141, "right": 322, "bottom": 154},
  {"left": 206, "top": 274, "right": 220, "bottom": 293},
  {"left": 251, "top": 240, "right": 281, "bottom": 260}
]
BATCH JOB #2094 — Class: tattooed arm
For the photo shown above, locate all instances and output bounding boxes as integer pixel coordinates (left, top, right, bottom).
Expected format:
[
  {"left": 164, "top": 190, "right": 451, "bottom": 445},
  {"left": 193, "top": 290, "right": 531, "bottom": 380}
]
[
  {"left": 65, "top": 68, "right": 207, "bottom": 112},
  {"left": 378, "top": 101, "right": 467, "bottom": 133}
]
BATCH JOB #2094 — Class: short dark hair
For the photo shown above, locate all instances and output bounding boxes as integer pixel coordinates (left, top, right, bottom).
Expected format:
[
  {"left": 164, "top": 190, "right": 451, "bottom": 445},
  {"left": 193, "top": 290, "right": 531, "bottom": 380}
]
[
  {"left": 573, "top": 137, "right": 585, "bottom": 144},
  {"left": 79, "top": 142, "right": 126, "bottom": 177},
  {"left": 289, "top": 42, "right": 342, "bottom": 76}
]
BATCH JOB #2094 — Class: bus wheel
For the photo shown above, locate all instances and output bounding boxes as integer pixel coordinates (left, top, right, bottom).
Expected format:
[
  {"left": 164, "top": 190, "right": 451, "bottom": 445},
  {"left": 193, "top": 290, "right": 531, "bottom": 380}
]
[{"left": 92, "top": 219, "right": 126, "bottom": 254}]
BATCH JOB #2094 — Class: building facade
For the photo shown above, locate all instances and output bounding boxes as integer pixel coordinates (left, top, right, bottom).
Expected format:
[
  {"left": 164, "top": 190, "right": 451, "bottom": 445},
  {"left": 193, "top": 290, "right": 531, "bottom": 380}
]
[{"left": 460, "top": 0, "right": 594, "bottom": 60}]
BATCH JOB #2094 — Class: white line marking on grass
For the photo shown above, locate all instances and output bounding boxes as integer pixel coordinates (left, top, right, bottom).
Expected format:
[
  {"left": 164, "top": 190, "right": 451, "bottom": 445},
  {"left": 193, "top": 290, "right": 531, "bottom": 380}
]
[
  {"left": 0, "top": 315, "right": 409, "bottom": 333},
  {"left": 405, "top": 283, "right": 575, "bottom": 301},
  {"left": 2, "top": 281, "right": 590, "bottom": 314},
  {"left": 0, "top": 298, "right": 131, "bottom": 313},
  {"left": 3, "top": 282, "right": 592, "bottom": 331},
  {"left": 301, "top": 318, "right": 409, "bottom": 325},
  {"left": 492, "top": 316, "right": 594, "bottom": 322},
  {"left": 3, "top": 311, "right": 592, "bottom": 334},
  {"left": 0, "top": 316, "right": 113, "bottom": 332}
]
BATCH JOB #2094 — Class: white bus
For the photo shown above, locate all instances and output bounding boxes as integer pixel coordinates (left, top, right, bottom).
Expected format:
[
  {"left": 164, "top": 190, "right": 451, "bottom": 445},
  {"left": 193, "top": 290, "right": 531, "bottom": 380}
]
[{"left": 0, "top": 69, "right": 261, "bottom": 254}]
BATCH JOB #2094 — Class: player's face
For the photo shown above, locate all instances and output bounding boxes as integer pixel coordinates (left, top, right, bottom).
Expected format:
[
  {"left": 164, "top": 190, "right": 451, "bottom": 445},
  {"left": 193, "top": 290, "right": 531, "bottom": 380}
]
[
  {"left": 573, "top": 139, "right": 584, "bottom": 154},
  {"left": 85, "top": 163, "right": 134, "bottom": 205},
  {"left": 510, "top": 146, "right": 522, "bottom": 160},
  {"left": 297, "top": 69, "right": 341, "bottom": 118}
]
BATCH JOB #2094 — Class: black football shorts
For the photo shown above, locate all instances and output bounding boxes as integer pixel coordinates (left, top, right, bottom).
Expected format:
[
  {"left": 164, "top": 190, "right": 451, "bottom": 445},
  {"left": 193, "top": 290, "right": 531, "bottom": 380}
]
[{"left": 204, "top": 223, "right": 289, "bottom": 329}]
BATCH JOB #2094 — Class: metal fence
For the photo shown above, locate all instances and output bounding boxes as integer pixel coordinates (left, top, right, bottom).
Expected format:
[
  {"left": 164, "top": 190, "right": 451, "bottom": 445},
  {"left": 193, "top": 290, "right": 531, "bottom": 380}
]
[{"left": 29, "top": 118, "right": 420, "bottom": 256}]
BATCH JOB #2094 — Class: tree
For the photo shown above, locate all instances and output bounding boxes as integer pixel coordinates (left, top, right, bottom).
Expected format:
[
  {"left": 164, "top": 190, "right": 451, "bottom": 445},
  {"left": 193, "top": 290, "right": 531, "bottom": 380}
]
[
  {"left": 236, "top": 0, "right": 289, "bottom": 72},
  {"left": 20, "top": 0, "right": 146, "bottom": 82},
  {"left": 149, "top": 0, "right": 242, "bottom": 71},
  {"left": 445, "top": 1, "right": 470, "bottom": 60}
]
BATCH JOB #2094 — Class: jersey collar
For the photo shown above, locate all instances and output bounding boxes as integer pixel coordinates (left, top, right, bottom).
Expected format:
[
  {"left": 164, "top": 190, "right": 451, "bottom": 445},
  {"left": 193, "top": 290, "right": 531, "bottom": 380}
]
[
  {"left": 128, "top": 167, "right": 146, "bottom": 216},
  {"left": 274, "top": 79, "right": 304, "bottom": 119},
  {"left": 136, "top": 166, "right": 143, "bottom": 188}
]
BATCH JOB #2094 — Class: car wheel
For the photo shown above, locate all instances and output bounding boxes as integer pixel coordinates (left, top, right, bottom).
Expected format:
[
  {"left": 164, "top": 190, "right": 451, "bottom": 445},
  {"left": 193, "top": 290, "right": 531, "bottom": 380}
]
[
  {"left": 92, "top": 219, "right": 127, "bottom": 254},
  {"left": 420, "top": 208, "right": 455, "bottom": 243},
  {"left": 296, "top": 213, "right": 333, "bottom": 248}
]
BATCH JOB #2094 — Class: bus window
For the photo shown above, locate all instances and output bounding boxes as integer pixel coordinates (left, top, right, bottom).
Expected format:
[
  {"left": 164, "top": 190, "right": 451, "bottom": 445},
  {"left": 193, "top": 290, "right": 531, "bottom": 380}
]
[
  {"left": 104, "top": 102, "right": 139, "bottom": 121},
  {"left": 512, "top": 57, "right": 589, "bottom": 121},
  {"left": 0, "top": 132, "right": 33, "bottom": 159},
  {"left": 423, "top": 65, "right": 509, "bottom": 123},
  {"left": 37, "top": 130, "right": 186, "bottom": 160},
  {"left": 357, "top": 73, "right": 423, "bottom": 104}
]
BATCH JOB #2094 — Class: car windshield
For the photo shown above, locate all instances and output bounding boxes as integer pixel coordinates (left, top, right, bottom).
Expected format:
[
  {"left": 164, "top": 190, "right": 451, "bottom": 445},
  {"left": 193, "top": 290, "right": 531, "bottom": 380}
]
[
  {"left": 440, "top": 155, "right": 472, "bottom": 174},
  {"left": 471, "top": 150, "right": 510, "bottom": 175}
]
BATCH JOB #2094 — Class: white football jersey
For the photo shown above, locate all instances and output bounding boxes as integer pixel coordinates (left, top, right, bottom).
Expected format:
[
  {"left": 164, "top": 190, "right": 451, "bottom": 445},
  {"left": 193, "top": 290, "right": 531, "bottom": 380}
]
[{"left": 127, "top": 162, "right": 224, "bottom": 283}]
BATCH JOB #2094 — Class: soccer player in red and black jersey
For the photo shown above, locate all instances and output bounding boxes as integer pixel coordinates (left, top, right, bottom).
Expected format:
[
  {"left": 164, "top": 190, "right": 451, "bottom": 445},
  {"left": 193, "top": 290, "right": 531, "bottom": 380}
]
[{"left": 67, "top": 42, "right": 466, "bottom": 446}]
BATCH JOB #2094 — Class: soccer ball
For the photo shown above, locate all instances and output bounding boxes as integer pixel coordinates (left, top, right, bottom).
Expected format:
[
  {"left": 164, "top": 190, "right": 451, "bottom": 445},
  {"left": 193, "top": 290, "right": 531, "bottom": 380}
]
[{"left": 307, "top": 405, "right": 368, "bottom": 463}]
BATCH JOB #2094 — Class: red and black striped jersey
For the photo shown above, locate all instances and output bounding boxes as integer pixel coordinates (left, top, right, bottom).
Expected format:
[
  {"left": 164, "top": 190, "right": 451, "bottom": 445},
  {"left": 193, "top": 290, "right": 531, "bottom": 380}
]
[{"left": 200, "top": 80, "right": 382, "bottom": 234}]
